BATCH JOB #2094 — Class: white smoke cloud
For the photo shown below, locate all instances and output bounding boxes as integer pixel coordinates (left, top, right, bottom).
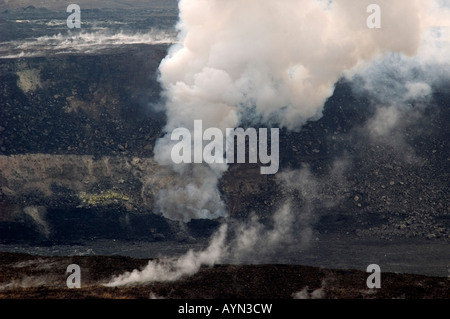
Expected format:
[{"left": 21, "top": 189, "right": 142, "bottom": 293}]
[
  {"left": 159, "top": 0, "right": 430, "bottom": 130},
  {"left": 229, "top": 202, "right": 310, "bottom": 263},
  {"left": 153, "top": 0, "right": 446, "bottom": 223},
  {"left": 153, "top": 164, "right": 227, "bottom": 222},
  {"left": 345, "top": 1, "right": 450, "bottom": 102},
  {"left": 344, "top": 2, "right": 450, "bottom": 150},
  {"left": 108, "top": 0, "right": 450, "bottom": 286}
]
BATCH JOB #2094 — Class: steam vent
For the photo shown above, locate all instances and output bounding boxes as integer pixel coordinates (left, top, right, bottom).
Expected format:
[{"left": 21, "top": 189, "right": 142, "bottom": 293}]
[{"left": 0, "top": 0, "right": 449, "bottom": 302}]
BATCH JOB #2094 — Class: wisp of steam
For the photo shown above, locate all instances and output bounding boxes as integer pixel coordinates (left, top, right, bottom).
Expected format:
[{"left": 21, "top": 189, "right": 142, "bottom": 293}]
[{"left": 0, "top": 30, "right": 176, "bottom": 58}]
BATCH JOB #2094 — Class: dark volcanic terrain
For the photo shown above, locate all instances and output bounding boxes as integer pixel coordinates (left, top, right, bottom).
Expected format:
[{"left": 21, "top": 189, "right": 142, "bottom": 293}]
[
  {"left": 0, "top": 252, "right": 448, "bottom": 299},
  {"left": 0, "top": 5, "right": 449, "bottom": 299},
  {"left": 1, "top": 47, "right": 449, "bottom": 244}
]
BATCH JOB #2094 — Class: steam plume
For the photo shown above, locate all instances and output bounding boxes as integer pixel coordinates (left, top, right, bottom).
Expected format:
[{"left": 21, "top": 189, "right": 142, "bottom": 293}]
[
  {"left": 153, "top": 0, "right": 441, "bottom": 222},
  {"left": 107, "top": 202, "right": 312, "bottom": 286},
  {"left": 106, "top": 224, "right": 227, "bottom": 286},
  {"left": 109, "top": 0, "right": 450, "bottom": 286}
]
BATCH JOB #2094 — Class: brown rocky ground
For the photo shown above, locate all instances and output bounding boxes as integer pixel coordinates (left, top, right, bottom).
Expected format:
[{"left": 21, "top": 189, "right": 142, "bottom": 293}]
[{"left": 0, "top": 252, "right": 448, "bottom": 299}]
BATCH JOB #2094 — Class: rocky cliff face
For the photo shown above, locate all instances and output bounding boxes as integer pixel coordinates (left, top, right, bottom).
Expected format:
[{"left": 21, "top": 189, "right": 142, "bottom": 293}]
[
  {"left": 0, "top": 45, "right": 167, "bottom": 157},
  {"left": 0, "top": 44, "right": 449, "bottom": 245},
  {"left": 0, "top": 46, "right": 173, "bottom": 243},
  {"left": 2, "top": 153, "right": 240, "bottom": 245}
]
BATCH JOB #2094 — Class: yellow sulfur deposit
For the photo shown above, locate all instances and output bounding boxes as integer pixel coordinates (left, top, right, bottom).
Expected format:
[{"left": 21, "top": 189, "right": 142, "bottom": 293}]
[{"left": 79, "top": 190, "right": 130, "bottom": 207}]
